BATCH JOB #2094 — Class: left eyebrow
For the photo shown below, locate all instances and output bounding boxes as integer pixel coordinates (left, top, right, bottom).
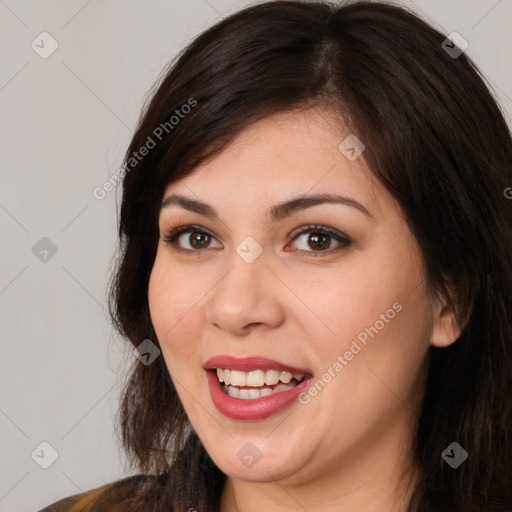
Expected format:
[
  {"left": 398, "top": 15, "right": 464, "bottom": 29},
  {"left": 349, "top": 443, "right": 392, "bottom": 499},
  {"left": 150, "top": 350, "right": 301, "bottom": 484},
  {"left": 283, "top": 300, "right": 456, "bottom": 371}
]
[{"left": 160, "top": 192, "right": 373, "bottom": 223}]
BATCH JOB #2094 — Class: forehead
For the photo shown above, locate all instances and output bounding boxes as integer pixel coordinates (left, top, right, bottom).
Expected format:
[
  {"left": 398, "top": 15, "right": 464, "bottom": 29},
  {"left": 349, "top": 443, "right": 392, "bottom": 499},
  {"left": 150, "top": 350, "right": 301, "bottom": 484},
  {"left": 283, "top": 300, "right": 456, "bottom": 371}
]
[{"left": 161, "top": 108, "right": 388, "bottom": 219}]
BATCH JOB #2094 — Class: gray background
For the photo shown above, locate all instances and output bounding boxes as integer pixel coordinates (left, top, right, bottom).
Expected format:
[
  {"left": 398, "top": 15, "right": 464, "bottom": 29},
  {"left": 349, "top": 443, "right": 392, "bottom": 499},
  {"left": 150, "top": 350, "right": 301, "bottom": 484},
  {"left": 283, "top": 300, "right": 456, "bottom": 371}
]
[{"left": 0, "top": 1, "right": 510, "bottom": 510}]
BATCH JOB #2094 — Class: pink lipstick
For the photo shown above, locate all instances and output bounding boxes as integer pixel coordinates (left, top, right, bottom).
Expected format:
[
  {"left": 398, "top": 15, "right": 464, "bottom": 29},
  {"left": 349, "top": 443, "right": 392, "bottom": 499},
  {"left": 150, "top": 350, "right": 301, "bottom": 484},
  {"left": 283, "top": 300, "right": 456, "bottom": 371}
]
[{"left": 204, "top": 355, "right": 313, "bottom": 421}]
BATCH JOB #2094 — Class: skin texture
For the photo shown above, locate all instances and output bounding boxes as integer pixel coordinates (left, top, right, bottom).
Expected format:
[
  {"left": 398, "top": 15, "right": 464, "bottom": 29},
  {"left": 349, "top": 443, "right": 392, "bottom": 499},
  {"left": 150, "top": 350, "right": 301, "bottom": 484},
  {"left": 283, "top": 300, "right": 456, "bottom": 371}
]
[{"left": 148, "top": 107, "right": 461, "bottom": 512}]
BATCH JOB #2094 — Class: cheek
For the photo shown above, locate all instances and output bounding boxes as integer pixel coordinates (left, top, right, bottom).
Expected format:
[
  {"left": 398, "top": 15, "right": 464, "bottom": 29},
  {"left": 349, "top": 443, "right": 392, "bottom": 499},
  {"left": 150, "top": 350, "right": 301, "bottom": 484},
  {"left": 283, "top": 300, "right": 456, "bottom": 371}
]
[
  {"left": 288, "top": 259, "right": 398, "bottom": 367},
  {"left": 295, "top": 247, "right": 430, "bottom": 379},
  {"left": 147, "top": 258, "right": 171, "bottom": 336},
  {"left": 147, "top": 255, "right": 202, "bottom": 367}
]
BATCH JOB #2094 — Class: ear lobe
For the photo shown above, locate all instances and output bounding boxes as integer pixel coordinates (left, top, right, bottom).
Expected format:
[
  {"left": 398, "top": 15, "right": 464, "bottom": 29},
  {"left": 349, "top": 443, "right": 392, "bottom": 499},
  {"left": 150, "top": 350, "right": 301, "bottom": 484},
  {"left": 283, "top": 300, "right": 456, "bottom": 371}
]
[{"left": 430, "top": 301, "right": 463, "bottom": 348}]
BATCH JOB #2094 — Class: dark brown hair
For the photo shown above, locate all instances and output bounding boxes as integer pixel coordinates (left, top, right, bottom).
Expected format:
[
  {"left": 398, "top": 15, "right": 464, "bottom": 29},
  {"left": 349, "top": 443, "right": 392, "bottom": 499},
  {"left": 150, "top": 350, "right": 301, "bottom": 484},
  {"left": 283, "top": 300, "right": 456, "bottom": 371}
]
[{"left": 104, "top": 1, "right": 512, "bottom": 511}]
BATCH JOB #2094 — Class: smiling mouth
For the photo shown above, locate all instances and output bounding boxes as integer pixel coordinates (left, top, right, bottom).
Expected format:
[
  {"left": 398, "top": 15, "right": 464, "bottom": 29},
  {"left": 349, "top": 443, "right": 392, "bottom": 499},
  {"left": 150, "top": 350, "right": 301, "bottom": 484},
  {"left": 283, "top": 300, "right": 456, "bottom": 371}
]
[{"left": 213, "top": 368, "right": 308, "bottom": 400}]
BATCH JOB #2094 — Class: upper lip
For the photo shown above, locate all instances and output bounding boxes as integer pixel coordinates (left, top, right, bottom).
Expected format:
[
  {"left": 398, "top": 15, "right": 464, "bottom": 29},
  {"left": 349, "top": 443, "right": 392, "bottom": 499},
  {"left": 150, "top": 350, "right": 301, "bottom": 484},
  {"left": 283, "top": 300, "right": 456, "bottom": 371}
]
[{"left": 204, "top": 355, "right": 313, "bottom": 376}]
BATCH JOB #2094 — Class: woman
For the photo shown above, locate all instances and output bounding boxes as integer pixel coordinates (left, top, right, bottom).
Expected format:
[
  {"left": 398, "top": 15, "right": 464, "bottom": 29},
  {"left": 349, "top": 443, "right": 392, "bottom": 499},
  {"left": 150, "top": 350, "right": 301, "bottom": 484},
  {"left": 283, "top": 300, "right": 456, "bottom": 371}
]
[{"left": 39, "top": 1, "right": 512, "bottom": 511}]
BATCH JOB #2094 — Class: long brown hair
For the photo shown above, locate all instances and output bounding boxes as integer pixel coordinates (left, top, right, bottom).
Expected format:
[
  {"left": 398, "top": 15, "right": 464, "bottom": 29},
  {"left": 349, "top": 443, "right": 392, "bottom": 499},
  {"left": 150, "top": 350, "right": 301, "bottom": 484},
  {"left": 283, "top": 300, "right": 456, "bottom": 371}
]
[{"left": 103, "top": 1, "right": 512, "bottom": 510}]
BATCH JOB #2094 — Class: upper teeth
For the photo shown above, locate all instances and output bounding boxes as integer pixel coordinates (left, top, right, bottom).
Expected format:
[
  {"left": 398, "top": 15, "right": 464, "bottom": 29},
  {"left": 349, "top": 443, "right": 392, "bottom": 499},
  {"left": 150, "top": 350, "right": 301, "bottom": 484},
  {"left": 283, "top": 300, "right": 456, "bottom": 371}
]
[{"left": 216, "top": 368, "right": 305, "bottom": 387}]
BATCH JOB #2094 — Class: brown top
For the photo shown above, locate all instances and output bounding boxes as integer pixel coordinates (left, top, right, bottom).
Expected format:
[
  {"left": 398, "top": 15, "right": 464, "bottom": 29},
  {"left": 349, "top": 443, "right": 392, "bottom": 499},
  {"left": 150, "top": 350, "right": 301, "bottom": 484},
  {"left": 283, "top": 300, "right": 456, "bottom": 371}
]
[{"left": 37, "top": 474, "right": 155, "bottom": 512}]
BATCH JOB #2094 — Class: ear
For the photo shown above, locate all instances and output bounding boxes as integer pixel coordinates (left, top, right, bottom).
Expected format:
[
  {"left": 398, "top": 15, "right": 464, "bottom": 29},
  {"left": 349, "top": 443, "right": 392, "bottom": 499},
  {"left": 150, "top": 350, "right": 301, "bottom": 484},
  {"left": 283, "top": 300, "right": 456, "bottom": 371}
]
[{"left": 430, "top": 294, "right": 463, "bottom": 348}]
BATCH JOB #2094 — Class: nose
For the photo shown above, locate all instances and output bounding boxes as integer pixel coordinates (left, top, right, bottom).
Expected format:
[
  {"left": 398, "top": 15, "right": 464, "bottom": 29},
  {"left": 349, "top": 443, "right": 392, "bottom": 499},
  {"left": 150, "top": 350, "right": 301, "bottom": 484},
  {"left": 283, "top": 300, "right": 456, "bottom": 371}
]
[{"left": 204, "top": 254, "right": 286, "bottom": 336}]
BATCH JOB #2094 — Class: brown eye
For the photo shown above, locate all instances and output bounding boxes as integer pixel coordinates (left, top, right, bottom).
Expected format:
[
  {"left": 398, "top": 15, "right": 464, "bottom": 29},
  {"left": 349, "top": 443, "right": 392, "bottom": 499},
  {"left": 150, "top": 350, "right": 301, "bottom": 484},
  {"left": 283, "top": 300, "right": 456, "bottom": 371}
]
[
  {"left": 188, "top": 231, "right": 211, "bottom": 249},
  {"left": 289, "top": 225, "right": 351, "bottom": 256},
  {"left": 162, "top": 225, "right": 222, "bottom": 252},
  {"left": 306, "top": 232, "right": 331, "bottom": 251},
  {"left": 162, "top": 224, "right": 351, "bottom": 256}
]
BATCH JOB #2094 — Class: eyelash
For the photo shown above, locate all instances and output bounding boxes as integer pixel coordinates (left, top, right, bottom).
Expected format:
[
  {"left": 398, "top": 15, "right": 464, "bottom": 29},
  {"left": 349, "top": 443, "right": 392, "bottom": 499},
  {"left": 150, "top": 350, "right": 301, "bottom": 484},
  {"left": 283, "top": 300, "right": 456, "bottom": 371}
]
[{"left": 161, "top": 223, "right": 352, "bottom": 257}]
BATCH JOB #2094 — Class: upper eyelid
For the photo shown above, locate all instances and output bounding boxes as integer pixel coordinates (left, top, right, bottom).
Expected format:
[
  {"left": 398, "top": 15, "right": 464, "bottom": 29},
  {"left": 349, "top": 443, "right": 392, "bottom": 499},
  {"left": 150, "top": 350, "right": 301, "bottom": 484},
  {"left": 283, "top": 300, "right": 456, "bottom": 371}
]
[
  {"left": 161, "top": 224, "right": 347, "bottom": 239},
  {"left": 161, "top": 224, "right": 351, "bottom": 250}
]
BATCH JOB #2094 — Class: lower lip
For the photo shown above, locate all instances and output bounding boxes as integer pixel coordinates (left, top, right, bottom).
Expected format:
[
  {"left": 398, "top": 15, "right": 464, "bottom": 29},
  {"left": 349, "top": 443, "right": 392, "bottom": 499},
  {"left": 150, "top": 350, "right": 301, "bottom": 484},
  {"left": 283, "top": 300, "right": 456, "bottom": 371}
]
[{"left": 205, "top": 370, "right": 313, "bottom": 420}]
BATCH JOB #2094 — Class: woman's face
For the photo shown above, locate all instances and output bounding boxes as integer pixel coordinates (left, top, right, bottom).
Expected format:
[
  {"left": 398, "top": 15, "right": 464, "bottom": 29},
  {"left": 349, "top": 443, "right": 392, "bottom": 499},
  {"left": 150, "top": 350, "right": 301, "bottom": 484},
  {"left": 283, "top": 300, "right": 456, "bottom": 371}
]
[{"left": 148, "top": 108, "right": 454, "bottom": 493}]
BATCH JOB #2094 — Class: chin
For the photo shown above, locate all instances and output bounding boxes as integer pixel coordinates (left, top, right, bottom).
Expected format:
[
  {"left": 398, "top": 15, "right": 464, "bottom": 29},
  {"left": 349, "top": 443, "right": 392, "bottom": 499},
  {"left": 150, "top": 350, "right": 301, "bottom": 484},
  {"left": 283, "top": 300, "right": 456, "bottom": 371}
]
[{"left": 205, "top": 438, "right": 307, "bottom": 483}]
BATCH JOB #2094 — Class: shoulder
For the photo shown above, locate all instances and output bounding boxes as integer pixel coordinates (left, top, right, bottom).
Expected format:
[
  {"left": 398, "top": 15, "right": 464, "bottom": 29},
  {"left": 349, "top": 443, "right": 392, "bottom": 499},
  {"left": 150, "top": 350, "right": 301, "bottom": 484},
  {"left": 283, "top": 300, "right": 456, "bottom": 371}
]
[{"left": 37, "top": 473, "right": 161, "bottom": 512}]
